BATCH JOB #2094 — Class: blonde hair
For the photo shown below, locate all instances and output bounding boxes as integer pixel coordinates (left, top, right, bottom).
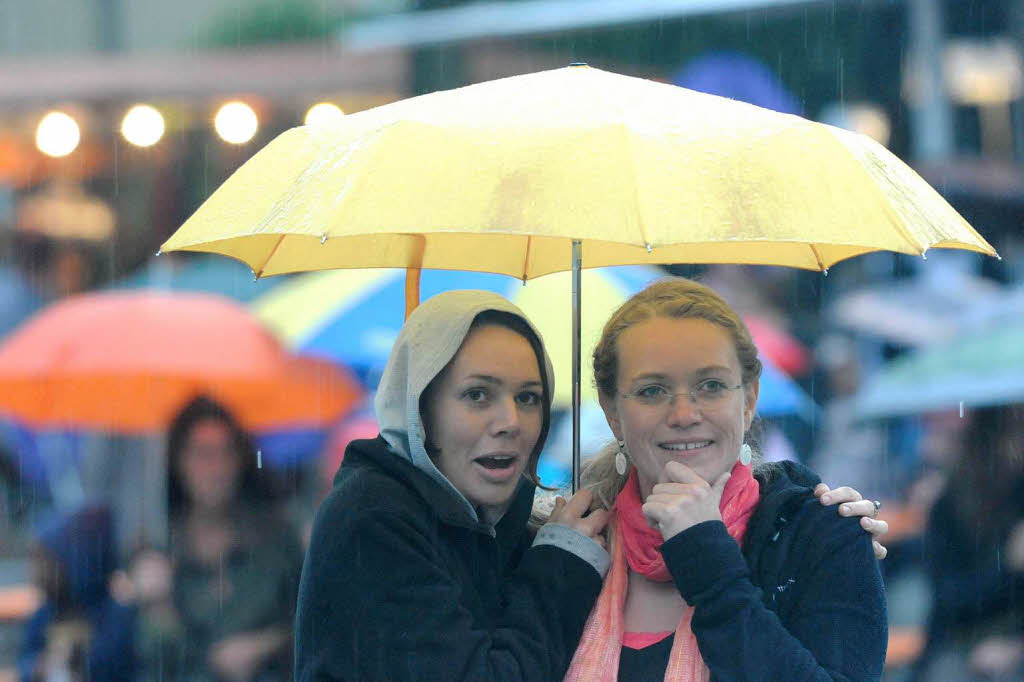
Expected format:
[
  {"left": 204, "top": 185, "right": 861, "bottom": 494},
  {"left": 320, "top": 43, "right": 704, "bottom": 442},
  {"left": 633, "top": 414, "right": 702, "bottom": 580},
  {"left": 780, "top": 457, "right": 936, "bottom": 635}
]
[{"left": 585, "top": 277, "right": 763, "bottom": 508}]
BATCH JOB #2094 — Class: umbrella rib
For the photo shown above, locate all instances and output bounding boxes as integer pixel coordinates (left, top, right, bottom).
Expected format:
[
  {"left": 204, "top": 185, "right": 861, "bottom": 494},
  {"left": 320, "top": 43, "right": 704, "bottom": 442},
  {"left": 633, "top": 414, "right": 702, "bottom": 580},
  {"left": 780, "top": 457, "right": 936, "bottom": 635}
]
[
  {"left": 522, "top": 235, "right": 533, "bottom": 282},
  {"left": 809, "top": 244, "right": 826, "bottom": 271},
  {"left": 253, "top": 235, "right": 287, "bottom": 278}
]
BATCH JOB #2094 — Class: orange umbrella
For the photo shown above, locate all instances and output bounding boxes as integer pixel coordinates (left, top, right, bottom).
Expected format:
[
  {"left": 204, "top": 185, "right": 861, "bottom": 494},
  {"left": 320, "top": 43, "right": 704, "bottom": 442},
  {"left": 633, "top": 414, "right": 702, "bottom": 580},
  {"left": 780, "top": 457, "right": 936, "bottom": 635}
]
[{"left": 0, "top": 291, "right": 362, "bottom": 433}]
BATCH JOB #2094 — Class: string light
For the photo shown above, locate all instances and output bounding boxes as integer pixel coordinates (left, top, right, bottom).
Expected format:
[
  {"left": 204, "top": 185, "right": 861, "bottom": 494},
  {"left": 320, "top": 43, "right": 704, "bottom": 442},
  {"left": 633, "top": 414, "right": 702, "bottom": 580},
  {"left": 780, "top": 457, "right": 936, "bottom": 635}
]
[
  {"left": 121, "top": 104, "right": 165, "bottom": 147},
  {"left": 36, "top": 111, "right": 81, "bottom": 157},
  {"left": 214, "top": 101, "right": 258, "bottom": 144},
  {"left": 304, "top": 102, "right": 345, "bottom": 126}
]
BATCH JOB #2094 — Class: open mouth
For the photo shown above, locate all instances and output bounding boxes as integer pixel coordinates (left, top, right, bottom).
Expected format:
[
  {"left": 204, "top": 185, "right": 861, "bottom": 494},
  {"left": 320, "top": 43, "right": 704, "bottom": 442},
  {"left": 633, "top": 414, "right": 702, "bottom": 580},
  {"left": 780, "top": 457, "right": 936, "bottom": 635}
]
[{"left": 475, "top": 455, "right": 517, "bottom": 470}]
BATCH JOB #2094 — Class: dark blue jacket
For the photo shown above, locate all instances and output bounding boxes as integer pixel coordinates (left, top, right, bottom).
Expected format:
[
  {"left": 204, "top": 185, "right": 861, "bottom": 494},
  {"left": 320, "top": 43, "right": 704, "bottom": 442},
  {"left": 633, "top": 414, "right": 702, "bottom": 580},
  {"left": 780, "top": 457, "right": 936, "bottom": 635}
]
[
  {"left": 294, "top": 436, "right": 603, "bottom": 681},
  {"left": 19, "top": 504, "right": 136, "bottom": 682},
  {"left": 661, "top": 461, "right": 888, "bottom": 681}
]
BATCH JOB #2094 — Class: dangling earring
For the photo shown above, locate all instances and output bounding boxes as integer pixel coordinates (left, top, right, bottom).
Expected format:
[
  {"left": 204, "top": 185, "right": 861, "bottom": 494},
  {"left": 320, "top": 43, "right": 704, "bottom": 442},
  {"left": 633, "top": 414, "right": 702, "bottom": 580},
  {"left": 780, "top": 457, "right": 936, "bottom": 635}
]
[
  {"left": 615, "top": 440, "right": 628, "bottom": 476},
  {"left": 739, "top": 443, "right": 753, "bottom": 466}
]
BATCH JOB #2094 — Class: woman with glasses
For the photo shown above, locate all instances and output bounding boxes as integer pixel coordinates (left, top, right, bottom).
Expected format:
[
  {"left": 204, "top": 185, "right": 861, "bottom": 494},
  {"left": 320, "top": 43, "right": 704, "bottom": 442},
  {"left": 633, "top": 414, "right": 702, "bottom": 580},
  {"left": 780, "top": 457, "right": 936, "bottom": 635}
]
[{"left": 564, "top": 277, "right": 887, "bottom": 681}]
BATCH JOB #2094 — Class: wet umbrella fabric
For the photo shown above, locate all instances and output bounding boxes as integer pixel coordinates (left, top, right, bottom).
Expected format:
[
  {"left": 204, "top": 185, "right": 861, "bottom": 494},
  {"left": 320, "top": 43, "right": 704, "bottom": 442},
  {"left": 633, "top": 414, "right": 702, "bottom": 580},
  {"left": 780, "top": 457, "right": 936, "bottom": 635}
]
[
  {"left": 0, "top": 291, "right": 362, "bottom": 433},
  {"left": 855, "top": 318, "right": 1024, "bottom": 419},
  {"left": 161, "top": 65, "right": 993, "bottom": 278}
]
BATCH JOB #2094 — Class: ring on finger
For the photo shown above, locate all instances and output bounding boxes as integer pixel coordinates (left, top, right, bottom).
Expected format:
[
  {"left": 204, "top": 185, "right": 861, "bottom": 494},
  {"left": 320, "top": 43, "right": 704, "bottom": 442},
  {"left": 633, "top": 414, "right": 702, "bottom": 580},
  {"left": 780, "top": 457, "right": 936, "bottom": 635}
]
[{"left": 871, "top": 500, "right": 882, "bottom": 518}]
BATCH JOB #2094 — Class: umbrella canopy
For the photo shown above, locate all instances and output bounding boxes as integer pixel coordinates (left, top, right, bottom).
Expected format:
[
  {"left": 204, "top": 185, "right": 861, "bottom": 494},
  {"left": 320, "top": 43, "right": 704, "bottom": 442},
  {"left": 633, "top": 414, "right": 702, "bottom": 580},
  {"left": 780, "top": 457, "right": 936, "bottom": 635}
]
[
  {"left": 0, "top": 292, "right": 362, "bottom": 433},
  {"left": 854, "top": 319, "right": 1024, "bottom": 419},
  {"left": 161, "top": 65, "right": 994, "bottom": 278}
]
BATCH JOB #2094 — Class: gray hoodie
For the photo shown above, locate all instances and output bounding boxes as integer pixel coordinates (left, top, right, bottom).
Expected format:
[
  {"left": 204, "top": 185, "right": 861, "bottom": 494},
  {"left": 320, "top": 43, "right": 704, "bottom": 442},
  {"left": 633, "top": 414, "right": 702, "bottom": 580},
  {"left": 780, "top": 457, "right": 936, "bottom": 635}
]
[{"left": 373, "top": 289, "right": 608, "bottom": 574}]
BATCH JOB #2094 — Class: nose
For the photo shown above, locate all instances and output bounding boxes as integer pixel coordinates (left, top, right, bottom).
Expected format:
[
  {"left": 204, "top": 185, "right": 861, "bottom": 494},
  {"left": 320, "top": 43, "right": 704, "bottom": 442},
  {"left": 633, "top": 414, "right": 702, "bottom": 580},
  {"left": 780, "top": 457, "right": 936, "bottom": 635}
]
[
  {"left": 491, "top": 396, "right": 522, "bottom": 438},
  {"left": 665, "top": 392, "right": 702, "bottom": 427}
]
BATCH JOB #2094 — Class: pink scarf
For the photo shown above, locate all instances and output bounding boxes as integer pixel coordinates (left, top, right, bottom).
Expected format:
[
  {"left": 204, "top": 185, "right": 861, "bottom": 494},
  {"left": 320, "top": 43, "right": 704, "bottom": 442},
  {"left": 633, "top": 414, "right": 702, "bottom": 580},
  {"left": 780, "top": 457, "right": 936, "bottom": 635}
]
[{"left": 565, "top": 463, "right": 761, "bottom": 681}]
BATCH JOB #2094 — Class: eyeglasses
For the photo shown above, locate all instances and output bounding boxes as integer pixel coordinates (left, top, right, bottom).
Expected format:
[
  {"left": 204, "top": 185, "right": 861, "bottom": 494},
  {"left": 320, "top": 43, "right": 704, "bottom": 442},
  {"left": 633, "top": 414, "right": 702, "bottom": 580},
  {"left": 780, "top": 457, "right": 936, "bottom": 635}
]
[{"left": 621, "top": 379, "right": 743, "bottom": 410}]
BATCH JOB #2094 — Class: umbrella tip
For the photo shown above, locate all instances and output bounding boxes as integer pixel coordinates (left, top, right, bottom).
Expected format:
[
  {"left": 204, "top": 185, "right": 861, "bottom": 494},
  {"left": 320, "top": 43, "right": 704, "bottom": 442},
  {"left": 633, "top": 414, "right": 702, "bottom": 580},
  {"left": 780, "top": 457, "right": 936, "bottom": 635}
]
[
  {"left": 645, "top": 243, "right": 652, "bottom": 254},
  {"left": 822, "top": 269, "right": 829, "bottom": 277},
  {"left": 321, "top": 233, "right": 328, "bottom": 244},
  {"left": 155, "top": 249, "right": 162, "bottom": 257}
]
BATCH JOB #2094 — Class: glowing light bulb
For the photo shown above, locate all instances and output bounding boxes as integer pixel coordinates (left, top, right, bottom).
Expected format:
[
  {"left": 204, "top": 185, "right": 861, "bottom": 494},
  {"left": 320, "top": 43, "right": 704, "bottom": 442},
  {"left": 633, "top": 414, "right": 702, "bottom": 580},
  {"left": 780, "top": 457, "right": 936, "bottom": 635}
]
[
  {"left": 36, "top": 111, "right": 80, "bottom": 157},
  {"left": 214, "top": 101, "right": 258, "bottom": 144},
  {"left": 121, "top": 104, "right": 165, "bottom": 147},
  {"left": 304, "top": 102, "right": 345, "bottom": 126}
]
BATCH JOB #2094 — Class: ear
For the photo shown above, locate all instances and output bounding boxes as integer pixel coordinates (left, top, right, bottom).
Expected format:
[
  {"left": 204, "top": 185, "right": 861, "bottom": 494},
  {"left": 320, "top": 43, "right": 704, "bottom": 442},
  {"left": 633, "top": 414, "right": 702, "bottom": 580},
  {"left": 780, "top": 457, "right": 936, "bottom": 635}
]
[
  {"left": 598, "top": 392, "right": 624, "bottom": 442},
  {"left": 743, "top": 377, "right": 760, "bottom": 432}
]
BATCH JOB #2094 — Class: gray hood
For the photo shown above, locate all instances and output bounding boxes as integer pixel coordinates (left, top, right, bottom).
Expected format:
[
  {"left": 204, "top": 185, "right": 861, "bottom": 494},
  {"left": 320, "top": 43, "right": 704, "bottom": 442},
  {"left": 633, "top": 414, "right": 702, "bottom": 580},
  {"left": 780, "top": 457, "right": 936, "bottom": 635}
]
[{"left": 374, "top": 289, "right": 555, "bottom": 524}]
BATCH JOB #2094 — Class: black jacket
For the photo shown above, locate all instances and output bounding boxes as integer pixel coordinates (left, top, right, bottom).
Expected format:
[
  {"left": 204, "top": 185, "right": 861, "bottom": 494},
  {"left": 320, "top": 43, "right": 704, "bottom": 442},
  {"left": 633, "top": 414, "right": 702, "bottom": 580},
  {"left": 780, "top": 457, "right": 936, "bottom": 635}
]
[
  {"left": 661, "top": 461, "right": 888, "bottom": 681},
  {"left": 294, "top": 436, "right": 603, "bottom": 681},
  {"left": 912, "top": 477, "right": 1024, "bottom": 678}
]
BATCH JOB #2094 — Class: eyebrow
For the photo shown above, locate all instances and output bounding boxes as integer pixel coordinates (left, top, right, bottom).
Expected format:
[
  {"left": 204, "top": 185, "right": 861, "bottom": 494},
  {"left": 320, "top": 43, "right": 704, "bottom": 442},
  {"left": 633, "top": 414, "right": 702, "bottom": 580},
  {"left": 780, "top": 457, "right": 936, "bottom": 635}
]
[
  {"left": 464, "top": 374, "right": 543, "bottom": 388},
  {"left": 628, "top": 366, "right": 735, "bottom": 383}
]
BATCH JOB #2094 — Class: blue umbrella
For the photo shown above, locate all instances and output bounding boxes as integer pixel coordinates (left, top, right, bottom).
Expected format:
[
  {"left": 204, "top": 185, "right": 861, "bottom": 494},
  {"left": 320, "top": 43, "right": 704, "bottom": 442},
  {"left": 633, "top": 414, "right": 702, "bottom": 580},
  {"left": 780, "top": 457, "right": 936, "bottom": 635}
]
[
  {"left": 113, "top": 253, "right": 283, "bottom": 302},
  {"left": 254, "top": 265, "right": 817, "bottom": 419},
  {"left": 672, "top": 51, "right": 802, "bottom": 115},
  {"left": 251, "top": 269, "right": 512, "bottom": 386}
]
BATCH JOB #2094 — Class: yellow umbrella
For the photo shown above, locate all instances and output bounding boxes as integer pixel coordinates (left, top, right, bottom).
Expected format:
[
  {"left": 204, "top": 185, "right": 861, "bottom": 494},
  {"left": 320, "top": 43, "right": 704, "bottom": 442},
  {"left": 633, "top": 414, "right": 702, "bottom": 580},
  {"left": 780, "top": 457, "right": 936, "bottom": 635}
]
[{"left": 160, "top": 64, "right": 996, "bottom": 488}]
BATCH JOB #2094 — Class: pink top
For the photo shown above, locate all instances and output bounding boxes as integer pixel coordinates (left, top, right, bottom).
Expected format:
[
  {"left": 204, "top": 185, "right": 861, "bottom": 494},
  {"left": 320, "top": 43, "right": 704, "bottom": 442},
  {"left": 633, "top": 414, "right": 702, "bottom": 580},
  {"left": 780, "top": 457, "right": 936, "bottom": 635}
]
[{"left": 621, "top": 631, "right": 673, "bottom": 650}]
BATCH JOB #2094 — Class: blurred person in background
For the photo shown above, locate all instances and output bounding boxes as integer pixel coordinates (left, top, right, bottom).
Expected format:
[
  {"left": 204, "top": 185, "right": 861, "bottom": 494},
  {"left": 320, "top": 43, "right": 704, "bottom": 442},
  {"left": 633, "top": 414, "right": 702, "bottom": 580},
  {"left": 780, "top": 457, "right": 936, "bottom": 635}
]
[
  {"left": 19, "top": 504, "right": 136, "bottom": 682},
  {"left": 811, "top": 334, "right": 890, "bottom": 499},
  {"left": 150, "top": 396, "right": 303, "bottom": 682},
  {"left": 914, "top": 403, "right": 1024, "bottom": 681}
]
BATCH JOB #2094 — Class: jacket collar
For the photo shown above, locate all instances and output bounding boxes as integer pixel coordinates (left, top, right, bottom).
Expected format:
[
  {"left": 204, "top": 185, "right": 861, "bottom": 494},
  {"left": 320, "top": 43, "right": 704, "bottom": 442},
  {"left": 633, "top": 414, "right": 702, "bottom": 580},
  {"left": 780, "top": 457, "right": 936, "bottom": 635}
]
[
  {"left": 744, "top": 460, "right": 821, "bottom": 566},
  {"left": 340, "top": 436, "right": 536, "bottom": 541}
]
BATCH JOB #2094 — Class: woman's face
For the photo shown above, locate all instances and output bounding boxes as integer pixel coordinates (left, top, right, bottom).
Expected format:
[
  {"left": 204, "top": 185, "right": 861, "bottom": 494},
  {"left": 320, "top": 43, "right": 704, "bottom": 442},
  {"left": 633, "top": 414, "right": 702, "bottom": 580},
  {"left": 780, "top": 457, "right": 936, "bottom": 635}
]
[
  {"left": 178, "top": 418, "right": 243, "bottom": 512},
  {"left": 423, "top": 324, "right": 544, "bottom": 518},
  {"left": 600, "top": 316, "right": 758, "bottom": 498}
]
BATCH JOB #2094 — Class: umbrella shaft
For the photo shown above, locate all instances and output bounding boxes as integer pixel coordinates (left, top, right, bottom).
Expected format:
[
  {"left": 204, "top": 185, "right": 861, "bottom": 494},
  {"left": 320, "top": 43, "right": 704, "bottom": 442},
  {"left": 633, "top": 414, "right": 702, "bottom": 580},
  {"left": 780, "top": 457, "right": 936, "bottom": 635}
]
[{"left": 572, "top": 240, "right": 581, "bottom": 493}]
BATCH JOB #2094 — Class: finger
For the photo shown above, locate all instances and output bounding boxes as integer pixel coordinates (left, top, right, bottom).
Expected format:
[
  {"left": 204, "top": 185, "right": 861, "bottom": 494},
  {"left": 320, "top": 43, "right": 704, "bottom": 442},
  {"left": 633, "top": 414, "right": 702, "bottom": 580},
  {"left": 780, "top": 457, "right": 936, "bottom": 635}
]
[
  {"left": 861, "top": 516, "right": 889, "bottom": 538},
  {"left": 651, "top": 482, "right": 697, "bottom": 497},
  {"left": 548, "top": 495, "right": 567, "bottom": 522},
  {"left": 663, "top": 460, "right": 708, "bottom": 485},
  {"left": 561, "top": 488, "right": 594, "bottom": 519},
  {"left": 822, "top": 486, "right": 863, "bottom": 505},
  {"left": 813, "top": 483, "right": 831, "bottom": 499},
  {"left": 641, "top": 501, "right": 667, "bottom": 525},
  {"left": 873, "top": 540, "right": 888, "bottom": 560},
  {"left": 646, "top": 492, "right": 701, "bottom": 507},
  {"left": 577, "top": 509, "right": 611, "bottom": 537},
  {"left": 839, "top": 500, "right": 878, "bottom": 518}
]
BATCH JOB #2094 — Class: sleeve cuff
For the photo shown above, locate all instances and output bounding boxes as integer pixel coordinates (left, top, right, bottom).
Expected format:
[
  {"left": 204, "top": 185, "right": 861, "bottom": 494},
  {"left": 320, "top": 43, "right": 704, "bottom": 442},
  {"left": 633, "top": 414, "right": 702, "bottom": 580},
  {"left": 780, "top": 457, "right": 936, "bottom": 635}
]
[
  {"left": 660, "top": 520, "right": 749, "bottom": 605},
  {"left": 533, "top": 524, "right": 610, "bottom": 578}
]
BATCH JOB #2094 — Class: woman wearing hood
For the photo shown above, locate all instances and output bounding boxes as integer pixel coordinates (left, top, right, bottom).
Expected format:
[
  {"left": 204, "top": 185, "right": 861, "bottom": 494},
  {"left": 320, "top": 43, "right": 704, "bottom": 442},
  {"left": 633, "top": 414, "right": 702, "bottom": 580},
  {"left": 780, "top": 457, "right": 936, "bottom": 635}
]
[{"left": 295, "top": 290, "right": 611, "bottom": 681}]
